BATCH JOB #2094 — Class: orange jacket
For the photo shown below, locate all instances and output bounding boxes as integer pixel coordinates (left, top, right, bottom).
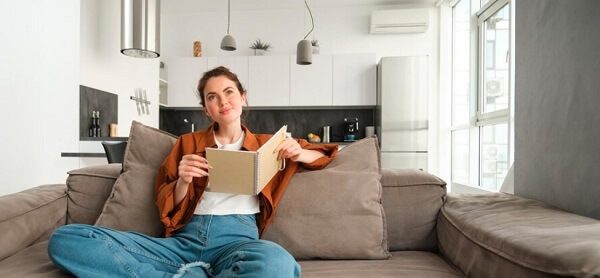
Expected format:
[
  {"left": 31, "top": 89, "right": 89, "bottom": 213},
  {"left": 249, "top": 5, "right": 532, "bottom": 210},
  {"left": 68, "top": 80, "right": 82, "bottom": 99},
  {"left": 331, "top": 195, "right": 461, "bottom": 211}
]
[{"left": 155, "top": 123, "right": 338, "bottom": 237}]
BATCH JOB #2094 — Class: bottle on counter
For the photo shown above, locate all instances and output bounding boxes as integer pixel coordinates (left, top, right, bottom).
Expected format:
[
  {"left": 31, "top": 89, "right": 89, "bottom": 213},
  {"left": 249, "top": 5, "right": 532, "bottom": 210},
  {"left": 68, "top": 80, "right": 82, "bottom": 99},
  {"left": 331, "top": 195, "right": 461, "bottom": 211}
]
[
  {"left": 95, "top": 111, "right": 101, "bottom": 137},
  {"left": 89, "top": 111, "right": 96, "bottom": 137}
]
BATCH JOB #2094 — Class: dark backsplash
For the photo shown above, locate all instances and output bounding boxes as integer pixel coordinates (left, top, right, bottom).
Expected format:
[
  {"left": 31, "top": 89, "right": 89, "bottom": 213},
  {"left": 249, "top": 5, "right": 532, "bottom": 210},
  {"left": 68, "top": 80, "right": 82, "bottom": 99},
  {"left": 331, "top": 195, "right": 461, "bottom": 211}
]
[
  {"left": 80, "top": 85, "right": 118, "bottom": 139},
  {"left": 160, "top": 108, "right": 374, "bottom": 142}
]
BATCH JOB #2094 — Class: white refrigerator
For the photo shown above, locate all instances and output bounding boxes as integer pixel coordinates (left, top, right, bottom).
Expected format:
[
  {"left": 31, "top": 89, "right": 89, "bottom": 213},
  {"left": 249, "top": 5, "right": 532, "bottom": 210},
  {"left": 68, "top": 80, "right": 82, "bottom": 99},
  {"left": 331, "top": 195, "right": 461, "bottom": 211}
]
[{"left": 376, "top": 56, "right": 428, "bottom": 170}]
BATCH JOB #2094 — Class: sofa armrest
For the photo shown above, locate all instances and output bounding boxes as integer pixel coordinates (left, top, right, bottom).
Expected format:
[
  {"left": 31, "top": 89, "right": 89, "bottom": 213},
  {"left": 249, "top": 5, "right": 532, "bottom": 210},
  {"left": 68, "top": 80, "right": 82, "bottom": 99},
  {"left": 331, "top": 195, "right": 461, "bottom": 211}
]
[
  {"left": 438, "top": 193, "right": 600, "bottom": 277},
  {"left": 0, "top": 184, "right": 67, "bottom": 261},
  {"left": 66, "top": 164, "right": 121, "bottom": 225}
]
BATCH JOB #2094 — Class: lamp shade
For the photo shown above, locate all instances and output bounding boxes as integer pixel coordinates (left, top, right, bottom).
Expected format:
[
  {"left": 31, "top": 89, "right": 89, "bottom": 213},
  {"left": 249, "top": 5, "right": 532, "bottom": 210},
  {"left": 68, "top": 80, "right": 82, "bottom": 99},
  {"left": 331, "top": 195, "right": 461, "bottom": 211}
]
[
  {"left": 296, "top": 39, "right": 312, "bottom": 65},
  {"left": 220, "top": 34, "right": 237, "bottom": 51},
  {"left": 121, "top": 0, "right": 160, "bottom": 58}
]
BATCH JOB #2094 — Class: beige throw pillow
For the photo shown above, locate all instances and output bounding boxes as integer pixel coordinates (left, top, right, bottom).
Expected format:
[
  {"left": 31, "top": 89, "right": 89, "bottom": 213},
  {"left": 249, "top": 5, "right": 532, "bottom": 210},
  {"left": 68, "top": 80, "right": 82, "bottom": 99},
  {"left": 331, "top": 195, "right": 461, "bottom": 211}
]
[
  {"left": 262, "top": 137, "right": 390, "bottom": 260},
  {"left": 95, "top": 121, "right": 177, "bottom": 237}
]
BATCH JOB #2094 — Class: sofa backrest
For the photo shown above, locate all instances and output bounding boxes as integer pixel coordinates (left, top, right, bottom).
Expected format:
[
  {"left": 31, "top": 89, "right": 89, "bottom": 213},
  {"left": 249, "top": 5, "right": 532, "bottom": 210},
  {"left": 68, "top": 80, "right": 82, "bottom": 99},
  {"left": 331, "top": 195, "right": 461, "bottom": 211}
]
[
  {"left": 64, "top": 165, "right": 448, "bottom": 254},
  {"left": 381, "top": 168, "right": 447, "bottom": 252},
  {"left": 66, "top": 164, "right": 122, "bottom": 225}
]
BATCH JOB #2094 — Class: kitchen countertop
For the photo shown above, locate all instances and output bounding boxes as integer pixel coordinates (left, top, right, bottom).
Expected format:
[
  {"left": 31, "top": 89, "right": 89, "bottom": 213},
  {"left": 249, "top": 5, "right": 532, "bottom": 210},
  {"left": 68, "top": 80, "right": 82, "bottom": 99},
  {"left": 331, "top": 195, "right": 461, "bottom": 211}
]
[
  {"left": 61, "top": 152, "right": 106, "bottom": 158},
  {"left": 80, "top": 137, "right": 128, "bottom": 141},
  {"left": 310, "top": 141, "right": 354, "bottom": 145},
  {"left": 63, "top": 141, "right": 353, "bottom": 158}
]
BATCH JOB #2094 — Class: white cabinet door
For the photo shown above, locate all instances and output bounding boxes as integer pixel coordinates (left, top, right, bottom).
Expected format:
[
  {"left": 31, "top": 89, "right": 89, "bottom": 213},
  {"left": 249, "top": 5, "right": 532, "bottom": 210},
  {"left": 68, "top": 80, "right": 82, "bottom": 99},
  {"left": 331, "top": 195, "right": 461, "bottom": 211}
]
[
  {"left": 168, "top": 58, "right": 207, "bottom": 107},
  {"left": 290, "top": 55, "right": 333, "bottom": 106},
  {"left": 248, "top": 56, "right": 290, "bottom": 107},
  {"left": 333, "top": 53, "right": 377, "bottom": 106},
  {"left": 207, "top": 56, "right": 249, "bottom": 91}
]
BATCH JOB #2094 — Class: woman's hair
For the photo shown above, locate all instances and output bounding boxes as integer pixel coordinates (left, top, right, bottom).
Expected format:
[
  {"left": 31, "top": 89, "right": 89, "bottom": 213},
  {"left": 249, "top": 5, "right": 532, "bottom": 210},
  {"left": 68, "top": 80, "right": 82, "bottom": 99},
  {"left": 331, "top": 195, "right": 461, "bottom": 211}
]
[{"left": 197, "top": 66, "right": 246, "bottom": 107}]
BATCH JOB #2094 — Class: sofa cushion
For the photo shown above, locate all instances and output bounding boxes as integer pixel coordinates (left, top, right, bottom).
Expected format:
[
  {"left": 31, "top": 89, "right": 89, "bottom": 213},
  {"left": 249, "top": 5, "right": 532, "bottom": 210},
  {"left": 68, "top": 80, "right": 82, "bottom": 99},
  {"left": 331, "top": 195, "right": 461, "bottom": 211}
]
[
  {"left": 0, "top": 241, "right": 66, "bottom": 278},
  {"left": 299, "top": 251, "right": 464, "bottom": 278},
  {"left": 0, "top": 184, "right": 67, "bottom": 262},
  {"left": 381, "top": 169, "right": 446, "bottom": 252},
  {"left": 66, "top": 164, "right": 121, "bottom": 225},
  {"left": 439, "top": 193, "right": 600, "bottom": 277},
  {"left": 95, "top": 121, "right": 177, "bottom": 237},
  {"left": 262, "top": 137, "right": 390, "bottom": 259}
]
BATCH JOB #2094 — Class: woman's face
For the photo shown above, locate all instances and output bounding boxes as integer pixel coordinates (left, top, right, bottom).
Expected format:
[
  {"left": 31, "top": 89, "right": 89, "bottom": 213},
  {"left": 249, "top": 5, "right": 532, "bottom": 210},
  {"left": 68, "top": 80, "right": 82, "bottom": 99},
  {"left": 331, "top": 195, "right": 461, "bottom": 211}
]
[{"left": 203, "top": 75, "right": 246, "bottom": 126}]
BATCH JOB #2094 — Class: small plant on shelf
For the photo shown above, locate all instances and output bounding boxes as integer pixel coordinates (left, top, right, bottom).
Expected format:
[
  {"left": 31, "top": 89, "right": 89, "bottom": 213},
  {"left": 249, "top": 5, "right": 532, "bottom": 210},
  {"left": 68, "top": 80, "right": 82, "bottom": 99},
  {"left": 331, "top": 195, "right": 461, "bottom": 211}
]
[{"left": 249, "top": 38, "right": 271, "bottom": 55}]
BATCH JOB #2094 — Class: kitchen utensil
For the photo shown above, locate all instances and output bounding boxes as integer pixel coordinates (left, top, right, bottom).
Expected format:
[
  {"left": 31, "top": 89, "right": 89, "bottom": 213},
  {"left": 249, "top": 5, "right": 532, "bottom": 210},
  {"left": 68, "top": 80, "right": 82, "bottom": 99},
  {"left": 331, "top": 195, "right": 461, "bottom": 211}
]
[{"left": 322, "top": 126, "right": 330, "bottom": 143}]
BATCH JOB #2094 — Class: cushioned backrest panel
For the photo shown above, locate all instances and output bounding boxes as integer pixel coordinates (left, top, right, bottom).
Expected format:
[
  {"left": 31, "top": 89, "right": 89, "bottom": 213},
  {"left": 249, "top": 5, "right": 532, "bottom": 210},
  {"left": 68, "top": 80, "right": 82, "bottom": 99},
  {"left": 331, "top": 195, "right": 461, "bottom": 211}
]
[
  {"left": 381, "top": 168, "right": 446, "bottom": 252},
  {"left": 66, "top": 164, "right": 122, "bottom": 225}
]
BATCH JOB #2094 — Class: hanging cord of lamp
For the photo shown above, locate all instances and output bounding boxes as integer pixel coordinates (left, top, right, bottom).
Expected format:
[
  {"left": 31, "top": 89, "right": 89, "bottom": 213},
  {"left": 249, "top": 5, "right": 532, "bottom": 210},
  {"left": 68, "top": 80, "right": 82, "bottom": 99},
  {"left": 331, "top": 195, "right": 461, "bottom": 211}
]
[
  {"left": 297, "top": 0, "right": 315, "bottom": 65},
  {"left": 220, "top": 0, "right": 237, "bottom": 51}
]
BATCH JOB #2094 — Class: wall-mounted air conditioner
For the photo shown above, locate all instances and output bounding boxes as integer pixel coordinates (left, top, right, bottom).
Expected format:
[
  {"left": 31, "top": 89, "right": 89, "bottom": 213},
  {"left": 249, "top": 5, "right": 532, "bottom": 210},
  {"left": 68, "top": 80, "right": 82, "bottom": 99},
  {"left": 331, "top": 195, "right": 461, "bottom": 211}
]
[{"left": 370, "top": 9, "right": 430, "bottom": 34}]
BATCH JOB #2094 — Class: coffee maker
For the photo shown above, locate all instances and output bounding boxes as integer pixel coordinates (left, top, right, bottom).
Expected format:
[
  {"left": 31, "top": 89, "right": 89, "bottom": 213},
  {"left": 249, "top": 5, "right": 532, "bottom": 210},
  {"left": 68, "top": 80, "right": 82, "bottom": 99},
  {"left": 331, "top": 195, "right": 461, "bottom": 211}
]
[{"left": 343, "top": 117, "right": 359, "bottom": 141}]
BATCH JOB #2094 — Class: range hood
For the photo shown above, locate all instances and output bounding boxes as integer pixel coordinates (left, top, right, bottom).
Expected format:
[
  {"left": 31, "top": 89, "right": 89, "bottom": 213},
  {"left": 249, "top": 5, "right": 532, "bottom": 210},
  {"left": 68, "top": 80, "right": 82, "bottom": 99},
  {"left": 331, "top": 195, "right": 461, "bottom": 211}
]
[{"left": 121, "top": 0, "right": 160, "bottom": 58}]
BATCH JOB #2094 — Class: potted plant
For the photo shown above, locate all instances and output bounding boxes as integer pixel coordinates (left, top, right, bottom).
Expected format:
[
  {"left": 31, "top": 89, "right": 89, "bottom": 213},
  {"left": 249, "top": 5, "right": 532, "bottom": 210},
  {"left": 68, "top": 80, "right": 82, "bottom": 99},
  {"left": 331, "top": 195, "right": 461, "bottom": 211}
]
[
  {"left": 249, "top": 38, "right": 271, "bottom": 56},
  {"left": 311, "top": 39, "right": 320, "bottom": 54}
]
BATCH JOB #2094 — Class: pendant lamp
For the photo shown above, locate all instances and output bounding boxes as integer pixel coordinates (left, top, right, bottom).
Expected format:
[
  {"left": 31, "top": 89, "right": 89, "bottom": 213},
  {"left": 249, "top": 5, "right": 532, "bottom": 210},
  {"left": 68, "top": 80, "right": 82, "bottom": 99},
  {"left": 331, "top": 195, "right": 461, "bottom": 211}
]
[
  {"left": 121, "top": 0, "right": 161, "bottom": 58},
  {"left": 297, "top": 0, "right": 314, "bottom": 65},
  {"left": 220, "top": 0, "right": 237, "bottom": 51}
]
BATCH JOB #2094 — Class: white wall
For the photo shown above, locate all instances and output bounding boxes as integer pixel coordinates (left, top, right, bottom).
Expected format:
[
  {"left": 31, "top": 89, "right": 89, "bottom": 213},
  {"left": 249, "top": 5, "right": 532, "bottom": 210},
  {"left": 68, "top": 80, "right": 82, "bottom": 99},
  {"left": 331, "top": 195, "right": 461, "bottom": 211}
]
[
  {"left": 161, "top": 4, "right": 441, "bottom": 175},
  {"left": 81, "top": 0, "right": 159, "bottom": 136},
  {"left": 0, "top": 0, "right": 80, "bottom": 196},
  {"left": 0, "top": 0, "right": 161, "bottom": 196}
]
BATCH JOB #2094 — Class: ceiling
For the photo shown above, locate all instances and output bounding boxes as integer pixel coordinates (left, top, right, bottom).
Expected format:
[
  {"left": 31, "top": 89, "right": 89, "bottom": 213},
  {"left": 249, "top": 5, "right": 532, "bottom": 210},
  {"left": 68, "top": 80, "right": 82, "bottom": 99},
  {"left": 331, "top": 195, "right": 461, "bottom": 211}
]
[{"left": 162, "top": 0, "right": 436, "bottom": 14}]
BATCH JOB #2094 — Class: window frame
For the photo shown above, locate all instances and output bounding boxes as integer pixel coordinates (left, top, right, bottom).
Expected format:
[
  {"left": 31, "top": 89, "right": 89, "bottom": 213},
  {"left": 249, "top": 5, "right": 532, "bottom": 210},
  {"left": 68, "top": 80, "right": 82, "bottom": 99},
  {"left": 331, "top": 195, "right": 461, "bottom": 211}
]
[
  {"left": 476, "top": 0, "right": 510, "bottom": 123},
  {"left": 449, "top": 0, "right": 514, "bottom": 192}
]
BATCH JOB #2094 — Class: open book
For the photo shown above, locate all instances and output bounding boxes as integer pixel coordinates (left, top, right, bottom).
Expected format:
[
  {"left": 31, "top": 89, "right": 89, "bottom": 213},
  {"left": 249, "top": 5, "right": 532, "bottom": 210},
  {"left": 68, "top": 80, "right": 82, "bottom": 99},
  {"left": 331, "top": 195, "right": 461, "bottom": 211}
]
[{"left": 205, "top": 125, "right": 288, "bottom": 195}]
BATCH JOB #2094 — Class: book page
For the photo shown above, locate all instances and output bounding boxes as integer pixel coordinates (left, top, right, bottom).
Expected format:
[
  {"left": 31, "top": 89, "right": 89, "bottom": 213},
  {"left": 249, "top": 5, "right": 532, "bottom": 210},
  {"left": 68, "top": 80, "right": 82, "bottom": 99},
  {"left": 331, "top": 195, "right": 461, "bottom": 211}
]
[
  {"left": 256, "top": 125, "right": 287, "bottom": 193},
  {"left": 205, "top": 148, "right": 257, "bottom": 195}
]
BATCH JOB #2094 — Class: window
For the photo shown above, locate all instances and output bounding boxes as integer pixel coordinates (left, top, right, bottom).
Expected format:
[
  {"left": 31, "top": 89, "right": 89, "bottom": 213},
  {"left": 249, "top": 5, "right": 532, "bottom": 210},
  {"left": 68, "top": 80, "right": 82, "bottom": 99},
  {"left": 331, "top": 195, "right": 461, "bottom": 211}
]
[
  {"left": 450, "top": 0, "right": 472, "bottom": 185},
  {"left": 450, "top": 0, "right": 513, "bottom": 191}
]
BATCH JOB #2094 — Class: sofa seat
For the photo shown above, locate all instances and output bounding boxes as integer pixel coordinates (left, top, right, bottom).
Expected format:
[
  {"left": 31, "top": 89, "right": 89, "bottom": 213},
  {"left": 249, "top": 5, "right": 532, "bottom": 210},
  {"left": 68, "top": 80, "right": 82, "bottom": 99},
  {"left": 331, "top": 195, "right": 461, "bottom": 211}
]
[
  {"left": 438, "top": 193, "right": 600, "bottom": 278},
  {"left": 299, "top": 251, "right": 464, "bottom": 278},
  {"left": 0, "top": 241, "right": 66, "bottom": 278},
  {"left": 1, "top": 243, "right": 464, "bottom": 278}
]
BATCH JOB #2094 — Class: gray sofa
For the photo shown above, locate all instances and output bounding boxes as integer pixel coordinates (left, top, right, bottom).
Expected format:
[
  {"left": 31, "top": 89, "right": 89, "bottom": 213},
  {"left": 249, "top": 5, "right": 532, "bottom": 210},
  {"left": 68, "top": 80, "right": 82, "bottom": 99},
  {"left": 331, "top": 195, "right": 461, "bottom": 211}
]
[{"left": 0, "top": 164, "right": 599, "bottom": 277}]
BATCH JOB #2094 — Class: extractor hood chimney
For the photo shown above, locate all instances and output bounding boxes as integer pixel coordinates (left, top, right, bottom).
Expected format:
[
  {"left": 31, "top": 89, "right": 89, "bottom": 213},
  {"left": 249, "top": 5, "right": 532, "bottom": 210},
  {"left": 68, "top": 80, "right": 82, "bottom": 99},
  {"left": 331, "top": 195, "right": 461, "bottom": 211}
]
[{"left": 121, "top": 0, "right": 160, "bottom": 58}]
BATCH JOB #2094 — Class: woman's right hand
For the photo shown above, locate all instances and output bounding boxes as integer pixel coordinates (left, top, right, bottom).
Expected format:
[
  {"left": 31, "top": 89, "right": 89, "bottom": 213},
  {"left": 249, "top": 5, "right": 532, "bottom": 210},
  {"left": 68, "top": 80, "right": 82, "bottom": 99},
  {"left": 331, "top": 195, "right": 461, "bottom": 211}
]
[{"left": 177, "top": 154, "right": 211, "bottom": 184}]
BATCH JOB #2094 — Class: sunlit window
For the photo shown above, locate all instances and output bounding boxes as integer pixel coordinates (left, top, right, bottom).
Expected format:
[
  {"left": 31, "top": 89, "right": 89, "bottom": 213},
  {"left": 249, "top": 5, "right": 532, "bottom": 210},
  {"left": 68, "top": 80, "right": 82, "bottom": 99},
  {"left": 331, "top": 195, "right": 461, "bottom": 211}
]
[
  {"left": 451, "top": 0, "right": 513, "bottom": 192},
  {"left": 482, "top": 4, "right": 509, "bottom": 114}
]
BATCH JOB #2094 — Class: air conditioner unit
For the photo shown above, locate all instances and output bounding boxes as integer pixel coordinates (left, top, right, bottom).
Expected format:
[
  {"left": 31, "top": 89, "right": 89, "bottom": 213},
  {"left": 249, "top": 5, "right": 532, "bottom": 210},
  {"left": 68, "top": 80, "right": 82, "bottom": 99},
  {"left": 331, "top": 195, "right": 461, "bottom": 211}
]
[
  {"left": 486, "top": 78, "right": 504, "bottom": 98},
  {"left": 370, "top": 9, "right": 429, "bottom": 34}
]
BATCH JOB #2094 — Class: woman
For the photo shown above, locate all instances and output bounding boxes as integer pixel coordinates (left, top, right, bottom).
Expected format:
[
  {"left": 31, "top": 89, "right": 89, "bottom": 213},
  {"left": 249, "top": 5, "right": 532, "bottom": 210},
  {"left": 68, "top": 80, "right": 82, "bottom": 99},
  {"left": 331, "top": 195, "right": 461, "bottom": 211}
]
[{"left": 48, "top": 66, "right": 338, "bottom": 277}]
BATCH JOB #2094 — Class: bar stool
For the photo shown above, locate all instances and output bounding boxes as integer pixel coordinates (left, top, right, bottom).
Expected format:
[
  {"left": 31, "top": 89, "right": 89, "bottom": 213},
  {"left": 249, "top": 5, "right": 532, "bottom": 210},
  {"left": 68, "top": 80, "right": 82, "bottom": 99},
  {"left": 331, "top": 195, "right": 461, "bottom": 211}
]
[{"left": 101, "top": 141, "right": 128, "bottom": 164}]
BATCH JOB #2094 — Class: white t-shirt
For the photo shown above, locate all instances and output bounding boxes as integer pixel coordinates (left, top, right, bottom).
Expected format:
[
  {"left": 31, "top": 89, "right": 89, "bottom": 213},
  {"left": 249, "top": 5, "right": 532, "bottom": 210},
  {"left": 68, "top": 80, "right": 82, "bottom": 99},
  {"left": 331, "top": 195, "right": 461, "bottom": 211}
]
[{"left": 193, "top": 132, "right": 260, "bottom": 215}]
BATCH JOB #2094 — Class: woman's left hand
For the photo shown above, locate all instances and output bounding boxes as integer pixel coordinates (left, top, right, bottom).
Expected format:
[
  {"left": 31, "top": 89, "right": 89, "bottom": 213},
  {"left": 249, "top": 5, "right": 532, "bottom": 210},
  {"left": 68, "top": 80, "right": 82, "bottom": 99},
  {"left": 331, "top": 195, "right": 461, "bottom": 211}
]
[{"left": 275, "top": 138, "right": 303, "bottom": 162}]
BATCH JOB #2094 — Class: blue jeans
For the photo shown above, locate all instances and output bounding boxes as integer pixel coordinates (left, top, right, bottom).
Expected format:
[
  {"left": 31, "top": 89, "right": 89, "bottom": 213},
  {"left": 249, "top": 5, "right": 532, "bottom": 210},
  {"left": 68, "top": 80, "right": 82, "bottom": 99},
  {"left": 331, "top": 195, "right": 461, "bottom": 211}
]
[{"left": 47, "top": 214, "right": 300, "bottom": 278}]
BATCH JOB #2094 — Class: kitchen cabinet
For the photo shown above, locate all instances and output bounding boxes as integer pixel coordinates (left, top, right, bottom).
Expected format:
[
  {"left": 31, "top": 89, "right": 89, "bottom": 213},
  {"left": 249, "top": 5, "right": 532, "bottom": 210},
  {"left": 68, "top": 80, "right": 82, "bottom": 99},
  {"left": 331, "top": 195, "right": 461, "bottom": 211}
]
[
  {"left": 290, "top": 55, "right": 333, "bottom": 106},
  {"left": 333, "top": 53, "right": 377, "bottom": 106},
  {"left": 168, "top": 57, "right": 207, "bottom": 107},
  {"left": 207, "top": 56, "right": 249, "bottom": 91},
  {"left": 248, "top": 56, "right": 290, "bottom": 106},
  {"left": 166, "top": 53, "right": 376, "bottom": 108}
]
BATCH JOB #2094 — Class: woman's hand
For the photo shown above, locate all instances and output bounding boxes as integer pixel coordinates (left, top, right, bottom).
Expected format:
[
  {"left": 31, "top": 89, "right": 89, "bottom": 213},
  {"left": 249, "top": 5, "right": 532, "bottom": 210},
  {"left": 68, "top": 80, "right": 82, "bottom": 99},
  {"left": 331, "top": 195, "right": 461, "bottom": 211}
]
[
  {"left": 275, "top": 138, "right": 303, "bottom": 162},
  {"left": 275, "top": 138, "right": 325, "bottom": 164},
  {"left": 177, "top": 154, "right": 211, "bottom": 184}
]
